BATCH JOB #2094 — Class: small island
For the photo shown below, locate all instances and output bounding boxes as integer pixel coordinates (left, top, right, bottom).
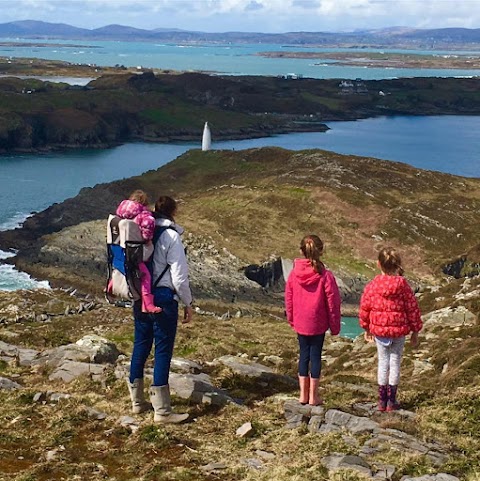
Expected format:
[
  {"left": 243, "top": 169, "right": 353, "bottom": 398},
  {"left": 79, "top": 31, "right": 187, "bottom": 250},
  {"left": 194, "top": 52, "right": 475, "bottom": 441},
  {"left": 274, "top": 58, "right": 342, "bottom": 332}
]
[{"left": 258, "top": 50, "right": 480, "bottom": 70}]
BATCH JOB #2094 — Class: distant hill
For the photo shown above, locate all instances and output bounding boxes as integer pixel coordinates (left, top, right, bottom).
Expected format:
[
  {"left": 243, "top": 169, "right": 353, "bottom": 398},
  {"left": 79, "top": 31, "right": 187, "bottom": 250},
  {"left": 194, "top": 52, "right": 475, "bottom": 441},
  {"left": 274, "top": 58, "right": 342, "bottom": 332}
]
[{"left": 1, "top": 20, "right": 480, "bottom": 48}]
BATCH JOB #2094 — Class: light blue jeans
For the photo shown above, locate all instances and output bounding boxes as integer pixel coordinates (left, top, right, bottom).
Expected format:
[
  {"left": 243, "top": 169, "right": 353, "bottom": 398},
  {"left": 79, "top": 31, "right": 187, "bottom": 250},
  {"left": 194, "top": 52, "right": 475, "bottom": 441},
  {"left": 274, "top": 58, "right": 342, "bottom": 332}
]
[{"left": 129, "top": 287, "right": 178, "bottom": 386}]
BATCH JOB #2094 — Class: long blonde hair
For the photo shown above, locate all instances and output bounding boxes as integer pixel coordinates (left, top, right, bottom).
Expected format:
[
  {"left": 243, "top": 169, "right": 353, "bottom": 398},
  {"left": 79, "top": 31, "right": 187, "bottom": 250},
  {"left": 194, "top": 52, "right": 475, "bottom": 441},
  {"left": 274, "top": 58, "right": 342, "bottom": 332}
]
[
  {"left": 300, "top": 235, "right": 325, "bottom": 274},
  {"left": 378, "top": 247, "right": 404, "bottom": 276}
]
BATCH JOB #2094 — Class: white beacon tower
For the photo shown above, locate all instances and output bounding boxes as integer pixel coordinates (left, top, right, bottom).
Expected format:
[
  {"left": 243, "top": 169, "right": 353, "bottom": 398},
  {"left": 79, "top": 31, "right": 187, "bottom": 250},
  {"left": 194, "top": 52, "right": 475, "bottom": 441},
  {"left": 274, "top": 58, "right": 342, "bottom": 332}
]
[{"left": 202, "top": 121, "right": 211, "bottom": 151}]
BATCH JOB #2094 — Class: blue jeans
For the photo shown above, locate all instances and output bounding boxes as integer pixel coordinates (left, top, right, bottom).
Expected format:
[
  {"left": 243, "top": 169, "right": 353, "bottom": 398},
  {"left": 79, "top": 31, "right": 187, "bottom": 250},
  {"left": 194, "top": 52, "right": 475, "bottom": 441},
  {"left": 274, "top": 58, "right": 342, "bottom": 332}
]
[
  {"left": 298, "top": 333, "right": 325, "bottom": 379},
  {"left": 129, "top": 287, "right": 178, "bottom": 386}
]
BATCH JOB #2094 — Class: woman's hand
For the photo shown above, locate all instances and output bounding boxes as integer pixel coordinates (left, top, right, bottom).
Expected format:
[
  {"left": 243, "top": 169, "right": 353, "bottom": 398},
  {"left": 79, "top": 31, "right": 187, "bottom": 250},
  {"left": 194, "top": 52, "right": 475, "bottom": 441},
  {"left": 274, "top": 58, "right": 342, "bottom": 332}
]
[
  {"left": 182, "top": 306, "right": 193, "bottom": 324},
  {"left": 410, "top": 331, "right": 419, "bottom": 348},
  {"left": 364, "top": 331, "right": 374, "bottom": 343}
]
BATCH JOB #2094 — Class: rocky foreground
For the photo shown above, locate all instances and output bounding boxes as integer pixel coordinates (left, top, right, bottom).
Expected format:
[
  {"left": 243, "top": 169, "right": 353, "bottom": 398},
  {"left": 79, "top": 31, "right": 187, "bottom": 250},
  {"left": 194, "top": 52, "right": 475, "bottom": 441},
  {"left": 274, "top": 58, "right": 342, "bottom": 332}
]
[
  {"left": 0, "top": 147, "right": 479, "bottom": 479},
  {"left": 0, "top": 278, "right": 479, "bottom": 480}
]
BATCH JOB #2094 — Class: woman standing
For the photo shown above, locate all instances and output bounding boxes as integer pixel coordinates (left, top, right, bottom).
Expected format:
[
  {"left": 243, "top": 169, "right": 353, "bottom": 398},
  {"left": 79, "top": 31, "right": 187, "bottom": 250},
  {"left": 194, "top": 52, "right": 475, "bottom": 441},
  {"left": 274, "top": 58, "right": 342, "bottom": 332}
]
[{"left": 127, "top": 195, "right": 193, "bottom": 424}]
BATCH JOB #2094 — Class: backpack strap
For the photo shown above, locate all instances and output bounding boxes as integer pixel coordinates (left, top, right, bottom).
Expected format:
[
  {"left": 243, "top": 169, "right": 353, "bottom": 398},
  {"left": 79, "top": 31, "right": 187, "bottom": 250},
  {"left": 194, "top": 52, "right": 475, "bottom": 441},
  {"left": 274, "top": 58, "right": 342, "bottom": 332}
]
[{"left": 151, "top": 225, "right": 176, "bottom": 289}]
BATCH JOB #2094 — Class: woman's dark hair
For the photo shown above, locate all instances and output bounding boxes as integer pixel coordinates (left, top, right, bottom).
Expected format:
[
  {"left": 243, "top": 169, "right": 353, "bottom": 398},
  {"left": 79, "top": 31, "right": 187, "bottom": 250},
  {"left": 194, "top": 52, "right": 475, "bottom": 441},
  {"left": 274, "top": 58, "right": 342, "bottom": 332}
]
[
  {"left": 300, "top": 235, "right": 325, "bottom": 274},
  {"left": 154, "top": 196, "right": 177, "bottom": 220}
]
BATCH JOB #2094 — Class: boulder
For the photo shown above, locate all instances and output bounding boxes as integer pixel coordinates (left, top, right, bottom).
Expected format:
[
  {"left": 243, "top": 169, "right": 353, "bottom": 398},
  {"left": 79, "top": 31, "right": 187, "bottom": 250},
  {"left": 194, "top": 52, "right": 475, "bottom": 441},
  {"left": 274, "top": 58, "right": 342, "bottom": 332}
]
[
  {"left": 76, "top": 335, "right": 121, "bottom": 363},
  {"left": 170, "top": 372, "right": 236, "bottom": 406},
  {"left": 325, "top": 409, "right": 380, "bottom": 434},
  {"left": 0, "top": 376, "right": 22, "bottom": 390},
  {"left": 214, "top": 355, "right": 296, "bottom": 386},
  {"left": 0, "top": 340, "right": 40, "bottom": 366},
  {"left": 49, "top": 360, "right": 106, "bottom": 383},
  {"left": 321, "top": 454, "right": 372, "bottom": 477},
  {"left": 422, "top": 306, "right": 476, "bottom": 328}
]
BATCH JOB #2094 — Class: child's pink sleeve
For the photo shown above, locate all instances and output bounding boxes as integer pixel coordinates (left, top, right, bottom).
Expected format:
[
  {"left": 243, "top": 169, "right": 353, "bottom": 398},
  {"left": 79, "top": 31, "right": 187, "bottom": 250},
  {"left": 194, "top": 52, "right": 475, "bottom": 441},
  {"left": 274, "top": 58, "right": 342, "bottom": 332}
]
[
  {"left": 135, "top": 211, "right": 155, "bottom": 240},
  {"left": 284, "top": 275, "right": 294, "bottom": 327},
  {"left": 403, "top": 281, "right": 423, "bottom": 332},
  {"left": 325, "top": 271, "right": 341, "bottom": 335},
  {"left": 359, "top": 285, "right": 372, "bottom": 331}
]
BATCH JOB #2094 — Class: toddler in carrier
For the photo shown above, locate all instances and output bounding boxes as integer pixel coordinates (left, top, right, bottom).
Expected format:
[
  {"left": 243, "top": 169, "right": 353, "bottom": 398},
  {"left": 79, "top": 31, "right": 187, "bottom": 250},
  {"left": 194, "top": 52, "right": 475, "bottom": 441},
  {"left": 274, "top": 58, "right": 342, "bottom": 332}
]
[{"left": 115, "top": 190, "right": 161, "bottom": 314}]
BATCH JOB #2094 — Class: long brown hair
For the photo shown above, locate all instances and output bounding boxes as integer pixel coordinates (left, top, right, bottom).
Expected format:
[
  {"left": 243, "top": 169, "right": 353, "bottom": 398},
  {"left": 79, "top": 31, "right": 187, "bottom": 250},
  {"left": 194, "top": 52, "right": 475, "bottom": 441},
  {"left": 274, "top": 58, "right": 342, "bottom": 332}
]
[
  {"left": 378, "top": 247, "right": 404, "bottom": 276},
  {"left": 154, "top": 195, "right": 177, "bottom": 220},
  {"left": 300, "top": 235, "right": 325, "bottom": 274}
]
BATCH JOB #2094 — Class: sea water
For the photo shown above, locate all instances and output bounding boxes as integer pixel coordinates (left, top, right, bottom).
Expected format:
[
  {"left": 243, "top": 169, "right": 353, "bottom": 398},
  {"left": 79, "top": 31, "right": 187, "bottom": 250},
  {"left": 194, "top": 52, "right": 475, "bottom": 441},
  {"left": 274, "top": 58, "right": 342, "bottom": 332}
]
[
  {"left": 0, "top": 38, "right": 479, "bottom": 80},
  {"left": 1, "top": 115, "right": 479, "bottom": 298}
]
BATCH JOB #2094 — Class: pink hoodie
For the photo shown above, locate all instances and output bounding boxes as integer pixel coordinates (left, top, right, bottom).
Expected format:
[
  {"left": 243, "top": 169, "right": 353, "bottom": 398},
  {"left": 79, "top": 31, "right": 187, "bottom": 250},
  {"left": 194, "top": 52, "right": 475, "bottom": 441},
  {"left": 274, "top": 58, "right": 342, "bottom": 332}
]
[{"left": 285, "top": 258, "right": 341, "bottom": 336}]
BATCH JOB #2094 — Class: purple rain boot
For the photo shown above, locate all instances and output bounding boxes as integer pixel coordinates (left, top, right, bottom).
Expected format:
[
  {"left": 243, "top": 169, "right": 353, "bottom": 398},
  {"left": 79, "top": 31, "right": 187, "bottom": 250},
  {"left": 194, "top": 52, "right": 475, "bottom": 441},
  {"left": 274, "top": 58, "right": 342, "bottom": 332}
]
[
  {"left": 378, "top": 385, "right": 388, "bottom": 412},
  {"left": 387, "top": 385, "right": 401, "bottom": 411}
]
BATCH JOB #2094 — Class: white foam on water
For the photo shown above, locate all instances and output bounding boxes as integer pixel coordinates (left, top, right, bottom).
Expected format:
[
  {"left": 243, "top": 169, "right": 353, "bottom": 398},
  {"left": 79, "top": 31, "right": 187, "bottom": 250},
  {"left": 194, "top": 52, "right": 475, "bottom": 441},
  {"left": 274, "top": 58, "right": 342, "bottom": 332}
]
[
  {"left": 0, "top": 212, "right": 32, "bottom": 231},
  {"left": 0, "top": 250, "right": 50, "bottom": 291}
]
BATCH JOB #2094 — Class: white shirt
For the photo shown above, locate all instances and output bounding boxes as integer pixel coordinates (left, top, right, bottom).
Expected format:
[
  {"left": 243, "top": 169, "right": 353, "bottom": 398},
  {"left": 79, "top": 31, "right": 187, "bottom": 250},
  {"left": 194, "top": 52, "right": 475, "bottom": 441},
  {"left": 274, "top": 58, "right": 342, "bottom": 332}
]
[{"left": 152, "top": 217, "right": 193, "bottom": 306}]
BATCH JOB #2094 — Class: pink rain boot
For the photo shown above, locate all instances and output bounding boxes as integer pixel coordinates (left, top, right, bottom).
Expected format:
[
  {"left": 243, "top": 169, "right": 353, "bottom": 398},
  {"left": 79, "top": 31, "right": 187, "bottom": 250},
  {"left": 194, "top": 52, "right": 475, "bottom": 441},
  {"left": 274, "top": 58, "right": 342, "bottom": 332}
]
[
  {"left": 298, "top": 376, "right": 310, "bottom": 405},
  {"left": 309, "top": 377, "right": 323, "bottom": 406},
  {"left": 142, "top": 293, "right": 162, "bottom": 314}
]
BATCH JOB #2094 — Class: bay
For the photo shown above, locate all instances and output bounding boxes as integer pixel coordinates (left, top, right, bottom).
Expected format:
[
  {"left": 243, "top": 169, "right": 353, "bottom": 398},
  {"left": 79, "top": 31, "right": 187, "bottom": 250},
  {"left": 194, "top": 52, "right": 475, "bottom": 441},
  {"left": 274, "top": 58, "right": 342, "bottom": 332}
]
[
  {"left": 1, "top": 115, "right": 479, "bottom": 291},
  {"left": 1, "top": 38, "right": 479, "bottom": 80}
]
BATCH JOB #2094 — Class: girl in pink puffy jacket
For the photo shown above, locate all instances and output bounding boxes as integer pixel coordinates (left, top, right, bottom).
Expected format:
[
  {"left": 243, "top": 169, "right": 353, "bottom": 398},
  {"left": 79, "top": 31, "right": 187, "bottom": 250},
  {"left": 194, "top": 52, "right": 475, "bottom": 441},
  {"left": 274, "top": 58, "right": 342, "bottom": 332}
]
[
  {"left": 359, "top": 248, "right": 422, "bottom": 412},
  {"left": 116, "top": 190, "right": 161, "bottom": 314},
  {"left": 285, "top": 235, "right": 341, "bottom": 406}
]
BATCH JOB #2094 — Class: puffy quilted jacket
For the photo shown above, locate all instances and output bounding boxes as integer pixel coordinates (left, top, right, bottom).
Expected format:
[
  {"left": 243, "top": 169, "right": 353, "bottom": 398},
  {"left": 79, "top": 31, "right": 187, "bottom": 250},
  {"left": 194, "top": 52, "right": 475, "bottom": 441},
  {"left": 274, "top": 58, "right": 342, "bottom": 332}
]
[
  {"left": 285, "top": 258, "right": 341, "bottom": 336},
  {"left": 359, "top": 275, "right": 422, "bottom": 337},
  {"left": 116, "top": 199, "right": 155, "bottom": 240}
]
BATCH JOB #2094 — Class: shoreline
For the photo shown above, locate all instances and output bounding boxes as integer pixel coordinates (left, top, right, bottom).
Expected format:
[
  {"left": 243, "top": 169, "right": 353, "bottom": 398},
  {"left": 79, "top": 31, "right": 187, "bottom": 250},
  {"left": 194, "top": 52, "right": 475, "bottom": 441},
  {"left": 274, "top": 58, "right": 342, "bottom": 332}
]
[{"left": 257, "top": 51, "right": 480, "bottom": 70}]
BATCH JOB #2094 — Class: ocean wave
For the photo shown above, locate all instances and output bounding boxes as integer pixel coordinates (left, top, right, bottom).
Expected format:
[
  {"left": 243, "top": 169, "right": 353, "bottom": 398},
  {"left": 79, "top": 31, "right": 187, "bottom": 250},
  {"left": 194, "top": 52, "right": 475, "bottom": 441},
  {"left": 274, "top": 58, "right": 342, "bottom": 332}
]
[
  {"left": 0, "top": 212, "right": 33, "bottom": 231},
  {"left": 0, "top": 250, "right": 50, "bottom": 291},
  {"left": 0, "top": 212, "right": 32, "bottom": 231}
]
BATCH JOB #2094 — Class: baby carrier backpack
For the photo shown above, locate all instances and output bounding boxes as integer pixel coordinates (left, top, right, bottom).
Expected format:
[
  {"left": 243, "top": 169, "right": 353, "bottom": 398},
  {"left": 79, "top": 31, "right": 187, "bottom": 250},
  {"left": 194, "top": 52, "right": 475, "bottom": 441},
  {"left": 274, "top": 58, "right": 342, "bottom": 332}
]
[{"left": 105, "top": 214, "right": 154, "bottom": 307}]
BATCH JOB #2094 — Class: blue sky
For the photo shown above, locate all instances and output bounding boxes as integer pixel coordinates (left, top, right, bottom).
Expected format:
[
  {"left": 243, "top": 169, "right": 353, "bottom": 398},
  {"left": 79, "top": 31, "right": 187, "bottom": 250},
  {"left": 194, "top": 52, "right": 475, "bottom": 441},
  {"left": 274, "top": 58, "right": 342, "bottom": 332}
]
[{"left": 1, "top": 0, "right": 480, "bottom": 33}]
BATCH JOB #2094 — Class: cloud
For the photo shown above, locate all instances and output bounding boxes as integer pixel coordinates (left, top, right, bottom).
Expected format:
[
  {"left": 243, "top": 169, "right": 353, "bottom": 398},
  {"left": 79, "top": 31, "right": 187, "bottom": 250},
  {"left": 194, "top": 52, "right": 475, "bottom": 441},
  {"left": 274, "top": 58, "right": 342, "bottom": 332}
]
[
  {"left": 244, "top": 1, "right": 264, "bottom": 11},
  {"left": 292, "top": 0, "right": 320, "bottom": 8}
]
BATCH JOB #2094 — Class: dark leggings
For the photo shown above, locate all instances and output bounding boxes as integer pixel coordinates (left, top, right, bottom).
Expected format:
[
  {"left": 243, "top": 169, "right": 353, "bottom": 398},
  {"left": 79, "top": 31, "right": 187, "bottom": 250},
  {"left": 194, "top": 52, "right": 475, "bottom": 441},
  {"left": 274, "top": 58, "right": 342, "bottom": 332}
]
[{"left": 298, "top": 333, "right": 325, "bottom": 379}]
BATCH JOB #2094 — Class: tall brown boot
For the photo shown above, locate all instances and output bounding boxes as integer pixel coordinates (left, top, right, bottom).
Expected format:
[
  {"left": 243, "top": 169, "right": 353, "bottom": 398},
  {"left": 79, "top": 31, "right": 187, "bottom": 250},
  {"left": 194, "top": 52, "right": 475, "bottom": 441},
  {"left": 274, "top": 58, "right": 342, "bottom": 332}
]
[{"left": 298, "top": 376, "right": 310, "bottom": 405}]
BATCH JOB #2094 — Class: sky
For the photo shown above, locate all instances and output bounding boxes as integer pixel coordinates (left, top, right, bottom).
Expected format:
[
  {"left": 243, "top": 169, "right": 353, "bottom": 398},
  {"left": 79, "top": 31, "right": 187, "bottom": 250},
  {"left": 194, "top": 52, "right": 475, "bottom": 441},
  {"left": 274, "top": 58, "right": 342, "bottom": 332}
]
[{"left": 1, "top": 0, "right": 480, "bottom": 33}]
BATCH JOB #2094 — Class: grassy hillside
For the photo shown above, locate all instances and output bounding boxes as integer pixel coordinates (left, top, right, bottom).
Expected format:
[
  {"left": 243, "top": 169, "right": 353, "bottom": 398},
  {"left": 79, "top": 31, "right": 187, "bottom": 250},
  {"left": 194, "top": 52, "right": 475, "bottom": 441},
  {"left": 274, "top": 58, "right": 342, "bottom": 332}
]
[
  {"left": 2, "top": 147, "right": 480, "bottom": 297},
  {"left": 1, "top": 147, "right": 479, "bottom": 480}
]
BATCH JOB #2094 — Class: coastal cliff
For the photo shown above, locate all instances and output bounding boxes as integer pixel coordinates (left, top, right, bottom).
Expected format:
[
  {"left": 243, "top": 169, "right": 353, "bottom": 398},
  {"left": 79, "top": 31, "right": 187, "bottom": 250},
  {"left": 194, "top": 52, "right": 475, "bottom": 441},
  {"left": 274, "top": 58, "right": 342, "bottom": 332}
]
[{"left": 1, "top": 146, "right": 480, "bottom": 301}]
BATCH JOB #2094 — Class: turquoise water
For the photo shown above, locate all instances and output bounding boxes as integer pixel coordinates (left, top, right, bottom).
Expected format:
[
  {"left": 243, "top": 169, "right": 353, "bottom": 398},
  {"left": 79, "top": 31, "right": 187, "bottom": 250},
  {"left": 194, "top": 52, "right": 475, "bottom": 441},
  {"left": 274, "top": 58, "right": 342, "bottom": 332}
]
[
  {"left": 341, "top": 316, "right": 363, "bottom": 340},
  {"left": 1, "top": 115, "right": 479, "bottom": 290},
  {"left": 1, "top": 38, "right": 479, "bottom": 80}
]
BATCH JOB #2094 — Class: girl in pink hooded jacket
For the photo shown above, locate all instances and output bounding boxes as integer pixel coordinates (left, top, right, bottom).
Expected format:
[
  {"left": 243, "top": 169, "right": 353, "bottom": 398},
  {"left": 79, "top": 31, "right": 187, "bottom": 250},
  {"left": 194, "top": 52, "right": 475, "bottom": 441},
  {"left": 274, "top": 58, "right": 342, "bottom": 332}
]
[
  {"left": 285, "top": 235, "right": 341, "bottom": 406},
  {"left": 115, "top": 190, "right": 161, "bottom": 314}
]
